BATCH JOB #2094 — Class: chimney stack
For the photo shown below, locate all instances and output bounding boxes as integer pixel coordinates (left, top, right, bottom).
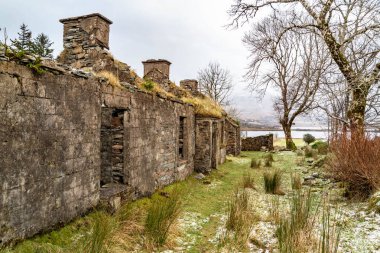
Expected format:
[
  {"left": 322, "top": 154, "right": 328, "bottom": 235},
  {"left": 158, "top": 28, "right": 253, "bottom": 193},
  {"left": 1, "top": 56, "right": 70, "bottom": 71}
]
[
  {"left": 142, "top": 59, "right": 171, "bottom": 79},
  {"left": 60, "top": 13, "right": 112, "bottom": 50},
  {"left": 180, "top": 79, "right": 199, "bottom": 93}
]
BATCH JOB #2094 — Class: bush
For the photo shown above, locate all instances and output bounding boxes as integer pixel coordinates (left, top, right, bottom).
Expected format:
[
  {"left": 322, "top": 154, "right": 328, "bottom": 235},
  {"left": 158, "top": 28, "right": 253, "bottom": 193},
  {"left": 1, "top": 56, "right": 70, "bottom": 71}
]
[
  {"left": 264, "top": 170, "right": 283, "bottom": 195},
  {"left": 250, "top": 158, "right": 260, "bottom": 168},
  {"left": 145, "top": 189, "right": 181, "bottom": 246},
  {"left": 142, "top": 79, "right": 155, "bottom": 91},
  {"left": 311, "top": 141, "right": 329, "bottom": 155},
  {"left": 328, "top": 135, "right": 380, "bottom": 198},
  {"left": 303, "top": 134, "right": 316, "bottom": 145}
]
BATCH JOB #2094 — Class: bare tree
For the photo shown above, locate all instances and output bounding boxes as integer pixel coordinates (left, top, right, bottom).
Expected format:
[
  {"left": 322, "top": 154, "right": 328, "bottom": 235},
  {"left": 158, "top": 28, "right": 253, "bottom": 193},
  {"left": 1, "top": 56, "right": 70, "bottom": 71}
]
[
  {"left": 198, "top": 62, "right": 233, "bottom": 106},
  {"left": 244, "top": 15, "right": 329, "bottom": 149},
  {"left": 229, "top": 0, "right": 380, "bottom": 134}
]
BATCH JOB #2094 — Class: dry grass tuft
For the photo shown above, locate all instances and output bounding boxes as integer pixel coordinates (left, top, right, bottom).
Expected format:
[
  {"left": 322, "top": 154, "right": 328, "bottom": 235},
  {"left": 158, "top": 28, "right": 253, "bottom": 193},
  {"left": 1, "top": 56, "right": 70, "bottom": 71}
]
[
  {"left": 96, "top": 71, "right": 124, "bottom": 89},
  {"left": 291, "top": 173, "right": 302, "bottom": 190},
  {"left": 181, "top": 96, "right": 224, "bottom": 118},
  {"left": 241, "top": 173, "right": 256, "bottom": 189}
]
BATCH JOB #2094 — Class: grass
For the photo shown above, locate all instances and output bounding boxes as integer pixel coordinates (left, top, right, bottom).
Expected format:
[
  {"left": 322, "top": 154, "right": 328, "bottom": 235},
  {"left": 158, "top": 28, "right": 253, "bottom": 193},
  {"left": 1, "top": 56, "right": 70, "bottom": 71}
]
[
  {"left": 250, "top": 158, "right": 260, "bottom": 168},
  {"left": 2, "top": 151, "right": 343, "bottom": 252},
  {"left": 291, "top": 173, "right": 302, "bottom": 190},
  {"left": 263, "top": 170, "right": 283, "bottom": 195},
  {"left": 221, "top": 188, "right": 256, "bottom": 251},
  {"left": 96, "top": 70, "right": 123, "bottom": 89},
  {"left": 181, "top": 96, "right": 224, "bottom": 118},
  {"left": 241, "top": 173, "right": 256, "bottom": 189},
  {"left": 145, "top": 188, "right": 182, "bottom": 247}
]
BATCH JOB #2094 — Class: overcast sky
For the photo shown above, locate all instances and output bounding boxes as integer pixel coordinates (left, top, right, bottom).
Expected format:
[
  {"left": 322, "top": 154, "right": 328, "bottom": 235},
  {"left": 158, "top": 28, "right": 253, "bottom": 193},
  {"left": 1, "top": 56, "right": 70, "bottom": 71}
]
[{"left": 0, "top": 0, "right": 281, "bottom": 121}]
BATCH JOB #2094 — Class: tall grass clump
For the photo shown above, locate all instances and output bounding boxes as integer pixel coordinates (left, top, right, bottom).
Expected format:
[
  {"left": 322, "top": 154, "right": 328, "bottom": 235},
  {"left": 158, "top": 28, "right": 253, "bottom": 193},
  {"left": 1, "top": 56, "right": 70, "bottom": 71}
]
[
  {"left": 275, "top": 190, "right": 341, "bottom": 253},
  {"left": 241, "top": 173, "right": 256, "bottom": 189},
  {"left": 318, "top": 200, "right": 340, "bottom": 253},
  {"left": 263, "top": 170, "right": 283, "bottom": 195},
  {"left": 84, "top": 211, "right": 117, "bottom": 253},
  {"left": 328, "top": 134, "right": 380, "bottom": 198},
  {"left": 263, "top": 153, "right": 274, "bottom": 162},
  {"left": 222, "top": 189, "right": 255, "bottom": 250},
  {"left": 145, "top": 189, "right": 181, "bottom": 246},
  {"left": 291, "top": 173, "right": 302, "bottom": 190},
  {"left": 250, "top": 158, "right": 260, "bottom": 168},
  {"left": 276, "top": 189, "right": 315, "bottom": 252}
]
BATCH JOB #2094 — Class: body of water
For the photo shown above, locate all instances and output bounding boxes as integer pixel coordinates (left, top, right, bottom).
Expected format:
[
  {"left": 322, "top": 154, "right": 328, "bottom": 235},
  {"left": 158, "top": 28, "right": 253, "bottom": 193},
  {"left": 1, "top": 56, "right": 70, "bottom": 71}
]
[{"left": 242, "top": 130, "right": 329, "bottom": 140}]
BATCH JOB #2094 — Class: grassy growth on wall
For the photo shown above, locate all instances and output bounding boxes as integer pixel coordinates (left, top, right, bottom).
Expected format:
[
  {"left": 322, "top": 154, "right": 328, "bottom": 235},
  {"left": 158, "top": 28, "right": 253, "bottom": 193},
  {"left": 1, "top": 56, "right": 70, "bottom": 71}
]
[
  {"left": 96, "top": 71, "right": 123, "bottom": 89},
  {"left": 181, "top": 96, "right": 224, "bottom": 118}
]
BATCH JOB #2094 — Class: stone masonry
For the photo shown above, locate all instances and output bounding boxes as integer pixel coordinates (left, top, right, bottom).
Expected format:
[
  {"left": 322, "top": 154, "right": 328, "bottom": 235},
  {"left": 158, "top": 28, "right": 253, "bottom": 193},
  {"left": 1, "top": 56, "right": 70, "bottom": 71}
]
[
  {"left": 0, "top": 13, "right": 241, "bottom": 245},
  {"left": 241, "top": 134, "right": 274, "bottom": 151},
  {"left": 0, "top": 61, "right": 100, "bottom": 244}
]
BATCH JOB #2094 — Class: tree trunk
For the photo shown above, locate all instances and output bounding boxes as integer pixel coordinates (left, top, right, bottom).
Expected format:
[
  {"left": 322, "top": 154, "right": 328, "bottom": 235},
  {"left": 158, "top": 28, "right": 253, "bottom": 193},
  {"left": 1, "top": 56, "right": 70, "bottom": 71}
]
[
  {"left": 347, "top": 85, "right": 368, "bottom": 135},
  {"left": 282, "top": 124, "right": 296, "bottom": 150}
]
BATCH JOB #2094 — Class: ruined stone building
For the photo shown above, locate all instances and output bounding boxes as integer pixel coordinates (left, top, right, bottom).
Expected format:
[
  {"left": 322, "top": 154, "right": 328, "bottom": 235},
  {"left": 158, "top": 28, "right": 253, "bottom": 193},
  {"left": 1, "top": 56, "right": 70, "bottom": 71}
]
[{"left": 0, "top": 13, "right": 240, "bottom": 245}]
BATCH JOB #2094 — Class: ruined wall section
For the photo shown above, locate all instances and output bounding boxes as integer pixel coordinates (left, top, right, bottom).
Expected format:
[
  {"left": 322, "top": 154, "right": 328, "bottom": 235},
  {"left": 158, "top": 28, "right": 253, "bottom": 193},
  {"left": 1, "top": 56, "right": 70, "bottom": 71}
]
[
  {"left": 242, "top": 134, "right": 274, "bottom": 151},
  {"left": 225, "top": 118, "right": 241, "bottom": 156},
  {"left": 101, "top": 86, "right": 195, "bottom": 197},
  {"left": 194, "top": 118, "right": 225, "bottom": 173},
  {"left": 0, "top": 61, "right": 101, "bottom": 244}
]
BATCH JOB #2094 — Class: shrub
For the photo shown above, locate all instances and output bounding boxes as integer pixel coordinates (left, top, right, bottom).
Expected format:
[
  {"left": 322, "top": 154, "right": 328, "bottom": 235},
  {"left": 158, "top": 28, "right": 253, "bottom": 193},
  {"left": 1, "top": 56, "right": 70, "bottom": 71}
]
[
  {"left": 328, "top": 134, "right": 380, "bottom": 198},
  {"left": 241, "top": 173, "right": 255, "bottom": 189},
  {"left": 303, "top": 134, "right": 316, "bottom": 145},
  {"left": 250, "top": 158, "right": 260, "bottom": 168},
  {"left": 145, "top": 189, "right": 181, "bottom": 246},
  {"left": 142, "top": 79, "right": 155, "bottom": 91},
  {"left": 311, "top": 141, "right": 329, "bottom": 155},
  {"left": 263, "top": 170, "right": 283, "bottom": 195}
]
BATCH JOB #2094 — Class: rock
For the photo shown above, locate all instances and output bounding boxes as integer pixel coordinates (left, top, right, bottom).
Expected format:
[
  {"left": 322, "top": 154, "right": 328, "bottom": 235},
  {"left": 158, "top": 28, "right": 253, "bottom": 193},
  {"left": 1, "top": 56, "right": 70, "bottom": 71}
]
[
  {"left": 304, "top": 176, "right": 314, "bottom": 181},
  {"left": 71, "top": 69, "right": 91, "bottom": 78},
  {"left": 311, "top": 172, "right": 319, "bottom": 178},
  {"left": 194, "top": 173, "right": 206, "bottom": 180}
]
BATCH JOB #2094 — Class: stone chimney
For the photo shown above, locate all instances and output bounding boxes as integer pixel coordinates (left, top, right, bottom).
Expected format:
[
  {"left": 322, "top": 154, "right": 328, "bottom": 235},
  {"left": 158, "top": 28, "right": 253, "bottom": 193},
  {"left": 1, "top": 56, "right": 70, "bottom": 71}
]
[
  {"left": 142, "top": 59, "right": 171, "bottom": 79},
  {"left": 59, "top": 13, "right": 112, "bottom": 67},
  {"left": 180, "top": 79, "right": 198, "bottom": 93},
  {"left": 60, "top": 13, "right": 112, "bottom": 50}
]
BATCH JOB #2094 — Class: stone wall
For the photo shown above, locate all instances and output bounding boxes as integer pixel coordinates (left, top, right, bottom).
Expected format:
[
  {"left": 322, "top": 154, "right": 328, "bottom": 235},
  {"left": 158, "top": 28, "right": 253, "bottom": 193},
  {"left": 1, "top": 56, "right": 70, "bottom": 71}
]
[
  {"left": 225, "top": 118, "right": 241, "bottom": 156},
  {"left": 194, "top": 117, "right": 225, "bottom": 173},
  {"left": 101, "top": 85, "right": 195, "bottom": 198},
  {"left": 0, "top": 61, "right": 101, "bottom": 244},
  {"left": 241, "top": 134, "right": 274, "bottom": 151}
]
